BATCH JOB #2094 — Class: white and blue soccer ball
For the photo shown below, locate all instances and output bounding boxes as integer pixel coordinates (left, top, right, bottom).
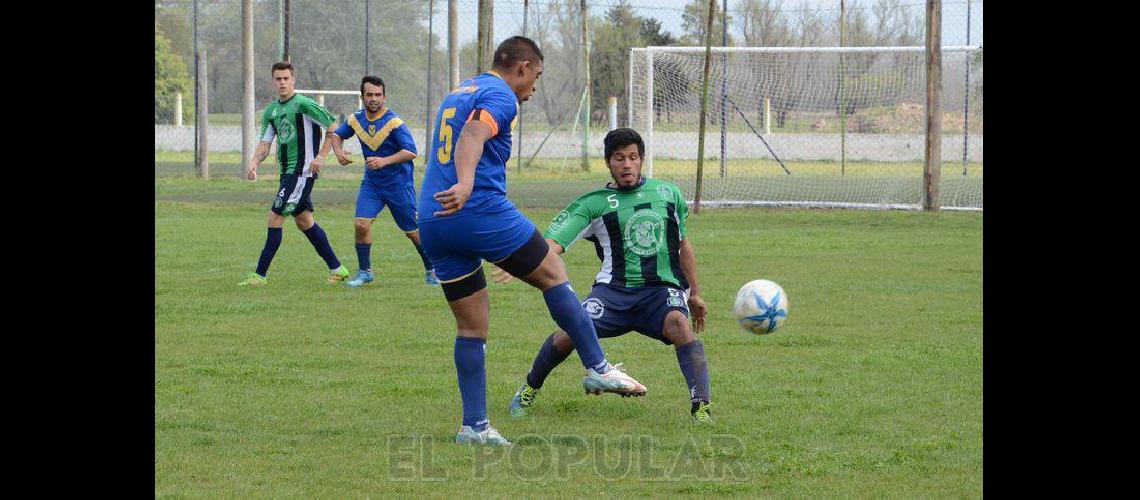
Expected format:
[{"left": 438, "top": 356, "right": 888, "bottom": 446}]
[{"left": 733, "top": 279, "right": 789, "bottom": 335}]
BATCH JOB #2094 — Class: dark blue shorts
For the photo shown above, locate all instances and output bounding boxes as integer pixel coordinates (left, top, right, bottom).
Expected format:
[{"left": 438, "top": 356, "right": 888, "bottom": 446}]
[
  {"left": 418, "top": 207, "right": 538, "bottom": 282},
  {"left": 355, "top": 177, "right": 419, "bottom": 232},
  {"left": 582, "top": 283, "right": 690, "bottom": 345},
  {"left": 272, "top": 173, "right": 316, "bottom": 216}
]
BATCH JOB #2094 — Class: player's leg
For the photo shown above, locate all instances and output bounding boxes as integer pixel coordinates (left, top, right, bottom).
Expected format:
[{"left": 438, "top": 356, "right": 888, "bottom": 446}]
[
  {"left": 419, "top": 221, "right": 508, "bottom": 445},
  {"left": 496, "top": 229, "right": 646, "bottom": 396},
  {"left": 648, "top": 288, "right": 712, "bottom": 423},
  {"left": 389, "top": 185, "right": 437, "bottom": 285},
  {"left": 510, "top": 286, "right": 637, "bottom": 417},
  {"left": 509, "top": 330, "right": 571, "bottom": 418},
  {"left": 239, "top": 176, "right": 292, "bottom": 286},
  {"left": 348, "top": 178, "right": 382, "bottom": 287},
  {"left": 291, "top": 177, "right": 348, "bottom": 283}
]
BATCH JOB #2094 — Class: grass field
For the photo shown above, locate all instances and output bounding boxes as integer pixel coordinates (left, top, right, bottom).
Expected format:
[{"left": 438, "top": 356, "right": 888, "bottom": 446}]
[{"left": 154, "top": 170, "right": 983, "bottom": 495}]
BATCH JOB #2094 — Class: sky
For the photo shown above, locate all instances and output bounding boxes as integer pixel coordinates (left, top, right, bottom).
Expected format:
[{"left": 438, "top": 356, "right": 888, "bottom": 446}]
[{"left": 429, "top": 0, "right": 982, "bottom": 48}]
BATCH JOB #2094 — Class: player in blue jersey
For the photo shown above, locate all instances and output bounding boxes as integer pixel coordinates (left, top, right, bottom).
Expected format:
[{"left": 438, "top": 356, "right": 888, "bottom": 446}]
[
  {"left": 315, "top": 76, "right": 439, "bottom": 287},
  {"left": 417, "top": 36, "right": 647, "bottom": 446}
]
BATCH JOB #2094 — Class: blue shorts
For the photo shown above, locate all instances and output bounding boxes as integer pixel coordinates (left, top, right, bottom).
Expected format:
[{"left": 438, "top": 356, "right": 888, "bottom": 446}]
[
  {"left": 418, "top": 207, "right": 538, "bottom": 282},
  {"left": 272, "top": 173, "right": 316, "bottom": 216},
  {"left": 355, "top": 177, "right": 419, "bottom": 232},
  {"left": 582, "top": 283, "right": 690, "bottom": 345}
]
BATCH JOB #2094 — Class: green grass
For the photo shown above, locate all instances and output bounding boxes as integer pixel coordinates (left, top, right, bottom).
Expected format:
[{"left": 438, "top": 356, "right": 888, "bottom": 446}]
[{"left": 155, "top": 184, "right": 982, "bottom": 495}]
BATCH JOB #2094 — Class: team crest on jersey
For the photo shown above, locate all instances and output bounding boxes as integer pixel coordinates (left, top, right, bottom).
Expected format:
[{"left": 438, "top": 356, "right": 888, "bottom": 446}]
[
  {"left": 657, "top": 184, "right": 672, "bottom": 201},
  {"left": 667, "top": 288, "right": 686, "bottom": 308},
  {"left": 368, "top": 124, "right": 376, "bottom": 134},
  {"left": 583, "top": 298, "right": 605, "bottom": 319},
  {"left": 277, "top": 119, "right": 296, "bottom": 142},
  {"left": 624, "top": 209, "right": 665, "bottom": 257}
]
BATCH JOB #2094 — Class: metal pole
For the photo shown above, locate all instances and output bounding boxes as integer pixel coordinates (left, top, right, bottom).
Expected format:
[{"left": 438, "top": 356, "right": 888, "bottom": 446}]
[
  {"left": 962, "top": 0, "right": 971, "bottom": 176},
  {"left": 197, "top": 51, "right": 209, "bottom": 180},
  {"left": 425, "top": 0, "right": 434, "bottom": 167},
  {"left": 175, "top": 92, "right": 183, "bottom": 127},
  {"left": 448, "top": 0, "right": 458, "bottom": 88},
  {"left": 839, "top": 0, "right": 846, "bottom": 176},
  {"left": 694, "top": 0, "right": 716, "bottom": 214},
  {"left": 242, "top": 0, "right": 255, "bottom": 178},
  {"left": 646, "top": 49, "right": 654, "bottom": 178},
  {"left": 923, "top": 0, "right": 942, "bottom": 210},
  {"left": 365, "top": 0, "right": 371, "bottom": 75},
  {"left": 581, "top": 0, "right": 590, "bottom": 171},
  {"left": 193, "top": 0, "right": 199, "bottom": 170},
  {"left": 519, "top": 0, "right": 528, "bottom": 174},
  {"left": 719, "top": 0, "right": 727, "bottom": 178},
  {"left": 283, "top": 0, "right": 290, "bottom": 61},
  {"left": 278, "top": 0, "right": 284, "bottom": 60}
]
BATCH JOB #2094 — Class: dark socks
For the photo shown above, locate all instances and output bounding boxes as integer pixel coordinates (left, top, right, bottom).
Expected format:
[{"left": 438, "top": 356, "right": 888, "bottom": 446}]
[
  {"left": 454, "top": 336, "right": 488, "bottom": 431},
  {"left": 543, "top": 282, "right": 607, "bottom": 372},
  {"left": 675, "top": 340, "right": 711, "bottom": 403},
  {"left": 355, "top": 243, "right": 371, "bottom": 271},
  {"left": 302, "top": 223, "right": 341, "bottom": 270},
  {"left": 255, "top": 227, "right": 283, "bottom": 277},
  {"left": 413, "top": 241, "right": 432, "bottom": 271},
  {"left": 526, "top": 333, "right": 573, "bottom": 389}
]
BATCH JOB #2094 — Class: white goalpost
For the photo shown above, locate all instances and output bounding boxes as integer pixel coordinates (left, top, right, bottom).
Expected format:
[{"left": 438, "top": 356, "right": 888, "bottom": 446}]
[{"left": 629, "top": 45, "right": 983, "bottom": 211}]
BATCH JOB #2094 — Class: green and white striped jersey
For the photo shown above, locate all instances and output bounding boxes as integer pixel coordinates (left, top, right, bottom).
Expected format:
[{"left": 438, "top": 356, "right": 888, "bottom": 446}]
[
  {"left": 545, "top": 177, "right": 689, "bottom": 289},
  {"left": 258, "top": 93, "right": 337, "bottom": 177}
]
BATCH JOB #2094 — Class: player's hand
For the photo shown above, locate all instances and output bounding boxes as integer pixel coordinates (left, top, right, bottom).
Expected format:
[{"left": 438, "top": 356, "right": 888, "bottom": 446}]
[
  {"left": 491, "top": 265, "right": 516, "bottom": 284},
  {"left": 433, "top": 182, "right": 473, "bottom": 216},
  {"left": 366, "top": 157, "right": 384, "bottom": 170},
  {"left": 336, "top": 152, "right": 354, "bottom": 166},
  {"left": 245, "top": 165, "right": 258, "bottom": 181},
  {"left": 311, "top": 156, "right": 325, "bottom": 174},
  {"left": 688, "top": 294, "right": 708, "bottom": 333}
]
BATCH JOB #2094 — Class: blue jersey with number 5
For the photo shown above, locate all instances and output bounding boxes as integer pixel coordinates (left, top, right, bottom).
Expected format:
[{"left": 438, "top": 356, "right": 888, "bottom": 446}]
[{"left": 417, "top": 71, "right": 519, "bottom": 222}]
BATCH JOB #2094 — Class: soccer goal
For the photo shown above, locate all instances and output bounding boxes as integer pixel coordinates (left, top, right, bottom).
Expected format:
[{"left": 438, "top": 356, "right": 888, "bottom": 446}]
[{"left": 628, "top": 46, "right": 983, "bottom": 211}]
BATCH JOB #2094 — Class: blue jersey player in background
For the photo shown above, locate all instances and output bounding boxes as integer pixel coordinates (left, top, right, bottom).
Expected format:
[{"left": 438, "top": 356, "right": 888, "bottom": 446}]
[
  {"left": 417, "top": 36, "right": 647, "bottom": 446},
  {"left": 317, "top": 76, "right": 438, "bottom": 287}
]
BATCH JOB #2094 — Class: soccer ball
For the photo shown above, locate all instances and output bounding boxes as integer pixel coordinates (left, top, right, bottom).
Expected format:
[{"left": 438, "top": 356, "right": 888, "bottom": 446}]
[{"left": 733, "top": 279, "right": 789, "bottom": 335}]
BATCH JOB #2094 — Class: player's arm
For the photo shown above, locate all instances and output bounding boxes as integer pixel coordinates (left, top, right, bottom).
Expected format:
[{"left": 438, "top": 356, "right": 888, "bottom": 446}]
[
  {"left": 246, "top": 141, "right": 272, "bottom": 181},
  {"left": 433, "top": 119, "right": 493, "bottom": 216},
  {"left": 679, "top": 238, "right": 707, "bottom": 333},
  {"left": 247, "top": 110, "right": 276, "bottom": 181},
  {"left": 365, "top": 149, "right": 417, "bottom": 170}
]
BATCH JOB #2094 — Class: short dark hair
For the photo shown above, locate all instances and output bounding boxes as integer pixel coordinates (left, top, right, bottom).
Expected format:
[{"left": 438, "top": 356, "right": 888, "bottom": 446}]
[
  {"left": 604, "top": 128, "right": 645, "bottom": 161},
  {"left": 492, "top": 36, "right": 544, "bottom": 71},
  {"left": 360, "top": 75, "right": 385, "bottom": 95},
  {"left": 271, "top": 61, "right": 294, "bottom": 74}
]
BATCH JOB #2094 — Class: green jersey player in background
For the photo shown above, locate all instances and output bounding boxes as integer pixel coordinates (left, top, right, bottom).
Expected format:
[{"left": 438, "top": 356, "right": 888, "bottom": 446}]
[
  {"left": 239, "top": 61, "right": 351, "bottom": 286},
  {"left": 503, "top": 128, "right": 713, "bottom": 423}
]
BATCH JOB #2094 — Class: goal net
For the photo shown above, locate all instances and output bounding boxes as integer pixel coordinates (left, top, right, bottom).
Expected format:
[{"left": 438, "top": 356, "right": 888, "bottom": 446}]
[{"left": 628, "top": 46, "right": 983, "bottom": 211}]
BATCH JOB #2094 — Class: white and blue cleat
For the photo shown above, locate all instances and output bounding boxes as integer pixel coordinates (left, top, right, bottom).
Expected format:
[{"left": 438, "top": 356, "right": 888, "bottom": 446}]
[
  {"left": 583, "top": 363, "right": 647, "bottom": 398},
  {"left": 456, "top": 424, "right": 511, "bottom": 446},
  {"left": 425, "top": 269, "right": 441, "bottom": 286},
  {"left": 345, "top": 270, "right": 374, "bottom": 288}
]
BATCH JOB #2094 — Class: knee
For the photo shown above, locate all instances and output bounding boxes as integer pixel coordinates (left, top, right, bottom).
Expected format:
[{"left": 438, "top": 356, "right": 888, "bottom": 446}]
[
  {"left": 663, "top": 312, "right": 696, "bottom": 345},
  {"left": 294, "top": 218, "right": 312, "bottom": 231},
  {"left": 552, "top": 330, "right": 575, "bottom": 353},
  {"left": 353, "top": 219, "right": 371, "bottom": 233}
]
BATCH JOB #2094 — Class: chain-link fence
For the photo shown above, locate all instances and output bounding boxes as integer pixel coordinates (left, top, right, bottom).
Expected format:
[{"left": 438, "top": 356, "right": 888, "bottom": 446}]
[{"left": 155, "top": 0, "right": 982, "bottom": 209}]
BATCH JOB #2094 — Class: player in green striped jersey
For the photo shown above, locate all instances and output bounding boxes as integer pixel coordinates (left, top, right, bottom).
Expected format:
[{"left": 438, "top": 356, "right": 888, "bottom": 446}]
[
  {"left": 505, "top": 128, "right": 713, "bottom": 423},
  {"left": 238, "top": 61, "right": 350, "bottom": 287}
]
